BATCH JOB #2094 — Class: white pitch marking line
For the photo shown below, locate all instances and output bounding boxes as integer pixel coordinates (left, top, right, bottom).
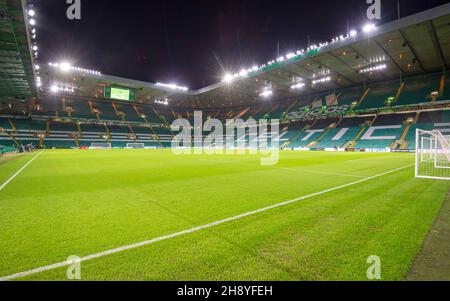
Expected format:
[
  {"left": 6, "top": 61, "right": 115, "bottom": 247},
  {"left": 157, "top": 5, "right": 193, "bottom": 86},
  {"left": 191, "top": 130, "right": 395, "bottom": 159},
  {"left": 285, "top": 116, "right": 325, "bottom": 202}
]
[
  {"left": 0, "top": 151, "right": 43, "bottom": 193},
  {"left": 0, "top": 163, "right": 414, "bottom": 281}
]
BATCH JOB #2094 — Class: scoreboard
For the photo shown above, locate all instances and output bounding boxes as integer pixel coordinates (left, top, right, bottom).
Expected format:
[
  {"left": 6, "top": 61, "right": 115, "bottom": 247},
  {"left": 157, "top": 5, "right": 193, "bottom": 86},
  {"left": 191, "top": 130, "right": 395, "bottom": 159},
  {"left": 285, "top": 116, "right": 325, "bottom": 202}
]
[{"left": 104, "top": 86, "right": 135, "bottom": 101}]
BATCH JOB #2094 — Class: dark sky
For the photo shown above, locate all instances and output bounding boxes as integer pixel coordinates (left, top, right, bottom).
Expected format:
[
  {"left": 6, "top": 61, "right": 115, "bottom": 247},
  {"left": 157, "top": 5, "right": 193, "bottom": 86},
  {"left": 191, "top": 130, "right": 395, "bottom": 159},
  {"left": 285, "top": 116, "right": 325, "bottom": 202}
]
[{"left": 32, "top": 0, "right": 449, "bottom": 89}]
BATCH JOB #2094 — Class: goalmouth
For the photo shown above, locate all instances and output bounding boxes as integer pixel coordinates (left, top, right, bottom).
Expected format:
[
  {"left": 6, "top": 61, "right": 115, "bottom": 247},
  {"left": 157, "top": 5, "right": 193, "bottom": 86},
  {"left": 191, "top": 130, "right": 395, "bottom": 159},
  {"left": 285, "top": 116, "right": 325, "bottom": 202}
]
[{"left": 415, "top": 129, "right": 450, "bottom": 180}]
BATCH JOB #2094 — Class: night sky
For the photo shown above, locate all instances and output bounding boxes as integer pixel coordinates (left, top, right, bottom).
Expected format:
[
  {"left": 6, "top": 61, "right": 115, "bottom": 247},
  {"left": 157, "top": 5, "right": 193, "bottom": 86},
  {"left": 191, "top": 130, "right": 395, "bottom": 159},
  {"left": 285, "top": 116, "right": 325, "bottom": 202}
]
[{"left": 33, "top": 0, "right": 449, "bottom": 89}]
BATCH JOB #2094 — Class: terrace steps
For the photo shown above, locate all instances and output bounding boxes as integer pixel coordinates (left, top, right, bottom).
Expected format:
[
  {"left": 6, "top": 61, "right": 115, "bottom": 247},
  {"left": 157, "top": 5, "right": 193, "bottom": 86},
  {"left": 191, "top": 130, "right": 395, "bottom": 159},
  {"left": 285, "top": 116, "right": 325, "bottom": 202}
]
[
  {"left": 350, "top": 127, "right": 367, "bottom": 148},
  {"left": 357, "top": 88, "right": 370, "bottom": 107},
  {"left": 393, "top": 82, "right": 406, "bottom": 104},
  {"left": 104, "top": 124, "right": 110, "bottom": 142},
  {"left": 7, "top": 119, "right": 16, "bottom": 132},
  {"left": 414, "top": 112, "right": 421, "bottom": 124},
  {"left": 440, "top": 75, "right": 445, "bottom": 98},
  {"left": 7, "top": 132, "right": 19, "bottom": 147},
  {"left": 76, "top": 123, "right": 82, "bottom": 137}
]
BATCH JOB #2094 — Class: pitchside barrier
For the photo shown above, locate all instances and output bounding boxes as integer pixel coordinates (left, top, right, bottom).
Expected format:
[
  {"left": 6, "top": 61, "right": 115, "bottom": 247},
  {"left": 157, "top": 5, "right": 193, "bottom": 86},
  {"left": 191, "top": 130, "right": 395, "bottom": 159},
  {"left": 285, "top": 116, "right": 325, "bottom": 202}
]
[
  {"left": 415, "top": 129, "right": 450, "bottom": 180},
  {"left": 90, "top": 143, "right": 112, "bottom": 149},
  {"left": 126, "top": 143, "right": 145, "bottom": 149}
]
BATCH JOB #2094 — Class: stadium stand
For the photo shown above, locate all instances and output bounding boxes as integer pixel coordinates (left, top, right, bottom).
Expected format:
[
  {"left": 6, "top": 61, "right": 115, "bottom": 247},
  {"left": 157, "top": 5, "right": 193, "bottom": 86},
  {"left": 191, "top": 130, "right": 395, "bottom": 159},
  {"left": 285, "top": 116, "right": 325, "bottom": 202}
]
[
  {"left": 396, "top": 73, "right": 442, "bottom": 106},
  {"left": 314, "top": 116, "right": 373, "bottom": 149},
  {"left": 358, "top": 79, "right": 401, "bottom": 110},
  {"left": 0, "top": 144, "right": 17, "bottom": 155}
]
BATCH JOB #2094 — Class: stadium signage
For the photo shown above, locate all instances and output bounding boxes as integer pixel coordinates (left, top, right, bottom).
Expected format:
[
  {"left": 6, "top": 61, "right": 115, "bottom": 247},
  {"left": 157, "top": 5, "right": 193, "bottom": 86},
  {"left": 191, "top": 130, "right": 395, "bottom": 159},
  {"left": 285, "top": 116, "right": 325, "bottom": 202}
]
[{"left": 286, "top": 105, "right": 350, "bottom": 120}]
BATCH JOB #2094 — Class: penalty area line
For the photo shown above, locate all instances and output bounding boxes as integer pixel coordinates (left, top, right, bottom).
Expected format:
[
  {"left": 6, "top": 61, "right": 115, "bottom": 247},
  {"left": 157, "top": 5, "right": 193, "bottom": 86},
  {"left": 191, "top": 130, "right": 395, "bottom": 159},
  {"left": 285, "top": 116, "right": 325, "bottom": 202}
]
[
  {"left": 0, "top": 151, "right": 44, "bottom": 193},
  {"left": 0, "top": 162, "right": 413, "bottom": 281}
]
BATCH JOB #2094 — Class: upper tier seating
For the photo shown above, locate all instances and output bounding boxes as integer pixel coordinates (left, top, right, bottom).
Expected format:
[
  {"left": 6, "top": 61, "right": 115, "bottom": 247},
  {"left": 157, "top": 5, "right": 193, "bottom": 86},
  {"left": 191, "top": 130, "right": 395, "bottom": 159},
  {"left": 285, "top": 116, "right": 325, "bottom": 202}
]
[
  {"left": 358, "top": 80, "right": 400, "bottom": 110},
  {"left": 115, "top": 103, "right": 144, "bottom": 123},
  {"left": 337, "top": 86, "right": 365, "bottom": 106},
  {"left": 92, "top": 101, "right": 122, "bottom": 121},
  {"left": 66, "top": 98, "right": 96, "bottom": 119},
  {"left": 396, "top": 73, "right": 441, "bottom": 106},
  {"left": 0, "top": 118, "right": 11, "bottom": 130}
]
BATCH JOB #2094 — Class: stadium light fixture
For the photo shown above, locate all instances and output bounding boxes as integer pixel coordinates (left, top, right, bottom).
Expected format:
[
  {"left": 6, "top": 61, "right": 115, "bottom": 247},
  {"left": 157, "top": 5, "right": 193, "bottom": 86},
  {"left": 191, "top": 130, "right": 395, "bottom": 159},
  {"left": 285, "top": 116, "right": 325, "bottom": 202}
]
[
  {"left": 312, "top": 76, "right": 331, "bottom": 85},
  {"left": 60, "top": 62, "right": 72, "bottom": 72},
  {"left": 223, "top": 73, "right": 234, "bottom": 83},
  {"left": 155, "top": 98, "right": 169, "bottom": 106},
  {"left": 156, "top": 82, "right": 188, "bottom": 92},
  {"left": 32, "top": 45, "right": 38, "bottom": 51},
  {"left": 350, "top": 30, "right": 357, "bottom": 37},
  {"left": 29, "top": 19, "right": 36, "bottom": 26},
  {"left": 259, "top": 89, "right": 273, "bottom": 98},
  {"left": 363, "top": 23, "right": 376, "bottom": 33},
  {"left": 291, "top": 82, "right": 305, "bottom": 90},
  {"left": 359, "top": 63, "right": 387, "bottom": 74},
  {"left": 50, "top": 85, "right": 59, "bottom": 93},
  {"left": 28, "top": 9, "right": 35, "bottom": 17}
]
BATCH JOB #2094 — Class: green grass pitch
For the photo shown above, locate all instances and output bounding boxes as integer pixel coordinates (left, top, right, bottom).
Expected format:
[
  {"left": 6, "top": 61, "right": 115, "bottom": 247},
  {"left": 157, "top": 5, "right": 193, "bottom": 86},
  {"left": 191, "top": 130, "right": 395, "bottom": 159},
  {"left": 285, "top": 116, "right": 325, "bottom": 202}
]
[{"left": 0, "top": 149, "right": 448, "bottom": 281}]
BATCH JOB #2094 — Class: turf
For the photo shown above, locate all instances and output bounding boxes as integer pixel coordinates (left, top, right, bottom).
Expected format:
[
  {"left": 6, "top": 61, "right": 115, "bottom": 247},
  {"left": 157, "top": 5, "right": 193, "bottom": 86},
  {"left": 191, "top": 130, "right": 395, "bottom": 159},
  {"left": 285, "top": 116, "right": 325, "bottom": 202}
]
[{"left": 0, "top": 149, "right": 448, "bottom": 281}]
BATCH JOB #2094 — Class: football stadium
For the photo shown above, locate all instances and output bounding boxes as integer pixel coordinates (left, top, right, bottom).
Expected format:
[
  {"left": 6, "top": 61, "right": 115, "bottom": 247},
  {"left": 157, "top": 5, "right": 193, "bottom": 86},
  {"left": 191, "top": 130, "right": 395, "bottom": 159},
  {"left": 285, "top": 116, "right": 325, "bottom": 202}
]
[{"left": 1, "top": 0, "right": 450, "bottom": 283}]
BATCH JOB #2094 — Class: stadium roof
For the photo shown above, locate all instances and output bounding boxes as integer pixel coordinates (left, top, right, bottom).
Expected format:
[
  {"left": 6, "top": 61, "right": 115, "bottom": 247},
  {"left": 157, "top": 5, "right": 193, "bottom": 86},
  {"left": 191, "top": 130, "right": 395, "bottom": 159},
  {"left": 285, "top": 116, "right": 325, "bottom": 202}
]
[
  {"left": 0, "top": 0, "right": 36, "bottom": 101},
  {"left": 38, "top": 3, "right": 450, "bottom": 109}
]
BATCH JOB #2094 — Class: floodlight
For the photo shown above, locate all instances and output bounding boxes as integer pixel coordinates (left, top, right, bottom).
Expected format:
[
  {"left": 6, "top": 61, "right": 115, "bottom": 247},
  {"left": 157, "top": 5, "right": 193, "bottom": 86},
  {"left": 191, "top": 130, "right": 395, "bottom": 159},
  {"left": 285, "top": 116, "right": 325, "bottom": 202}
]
[
  {"left": 60, "top": 62, "right": 72, "bottom": 72},
  {"left": 363, "top": 24, "right": 376, "bottom": 33},
  {"left": 50, "top": 85, "right": 59, "bottom": 93},
  {"left": 223, "top": 73, "right": 234, "bottom": 83},
  {"left": 259, "top": 90, "right": 273, "bottom": 98}
]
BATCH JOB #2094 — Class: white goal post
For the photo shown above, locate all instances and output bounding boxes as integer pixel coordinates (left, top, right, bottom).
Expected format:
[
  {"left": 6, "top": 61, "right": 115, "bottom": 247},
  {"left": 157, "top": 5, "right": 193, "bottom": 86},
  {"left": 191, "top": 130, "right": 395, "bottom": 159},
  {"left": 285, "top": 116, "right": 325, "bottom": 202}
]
[
  {"left": 90, "top": 142, "right": 112, "bottom": 149},
  {"left": 415, "top": 129, "right": 450, "bottom": 180},
  {"left": 126, "top": 143, "right": 145, "bottom": 149}
]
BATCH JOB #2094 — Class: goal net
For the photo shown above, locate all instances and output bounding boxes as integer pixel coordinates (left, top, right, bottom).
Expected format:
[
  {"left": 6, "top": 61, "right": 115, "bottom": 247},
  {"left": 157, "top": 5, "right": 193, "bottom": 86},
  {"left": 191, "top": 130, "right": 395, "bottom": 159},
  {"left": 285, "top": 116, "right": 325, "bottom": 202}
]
[
  {"left": 90, "top": 142, "right": 112, "bottom": 149},
  {"left": 126, "top": 143, "right": 145, "bottom": 149},
  {"left": 415, "top": 129, "right": 450, "bottom": 180}
]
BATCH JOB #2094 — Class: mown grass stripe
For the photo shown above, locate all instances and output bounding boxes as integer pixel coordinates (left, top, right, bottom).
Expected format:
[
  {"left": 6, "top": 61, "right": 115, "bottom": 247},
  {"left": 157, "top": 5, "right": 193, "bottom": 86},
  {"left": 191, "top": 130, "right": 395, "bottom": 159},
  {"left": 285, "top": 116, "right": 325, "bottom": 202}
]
[{"left": 0, "top": 163, "right": 413, "bottom": 281}]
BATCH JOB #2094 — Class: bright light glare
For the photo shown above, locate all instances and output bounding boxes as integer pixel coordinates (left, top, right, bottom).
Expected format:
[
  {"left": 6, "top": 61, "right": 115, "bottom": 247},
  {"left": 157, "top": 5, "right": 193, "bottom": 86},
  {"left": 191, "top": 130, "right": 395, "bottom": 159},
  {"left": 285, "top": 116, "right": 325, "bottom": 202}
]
[
  {"left": 28, "top": 9, "right": 35, "bottom": 17},
  {"left": 50, "top": 85, "right": 59, "bottom": 93},
  {"left": 223, "top": 73, "right": 234, "bottom": 83},
  {"left": 363, "top": 24, "right": 376, "bottom": 33},
  {"left": 60, "top": 62, "right": 72, "bottom": 72},
  {"left": 259, "top": 90, "right": 273, "bottom": 98},
  {"left": 29, "top": 19, "right": 36, "bottom": 25},
  {"left": 350, "top": 30, "right": 357, "bottom": 37}
]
